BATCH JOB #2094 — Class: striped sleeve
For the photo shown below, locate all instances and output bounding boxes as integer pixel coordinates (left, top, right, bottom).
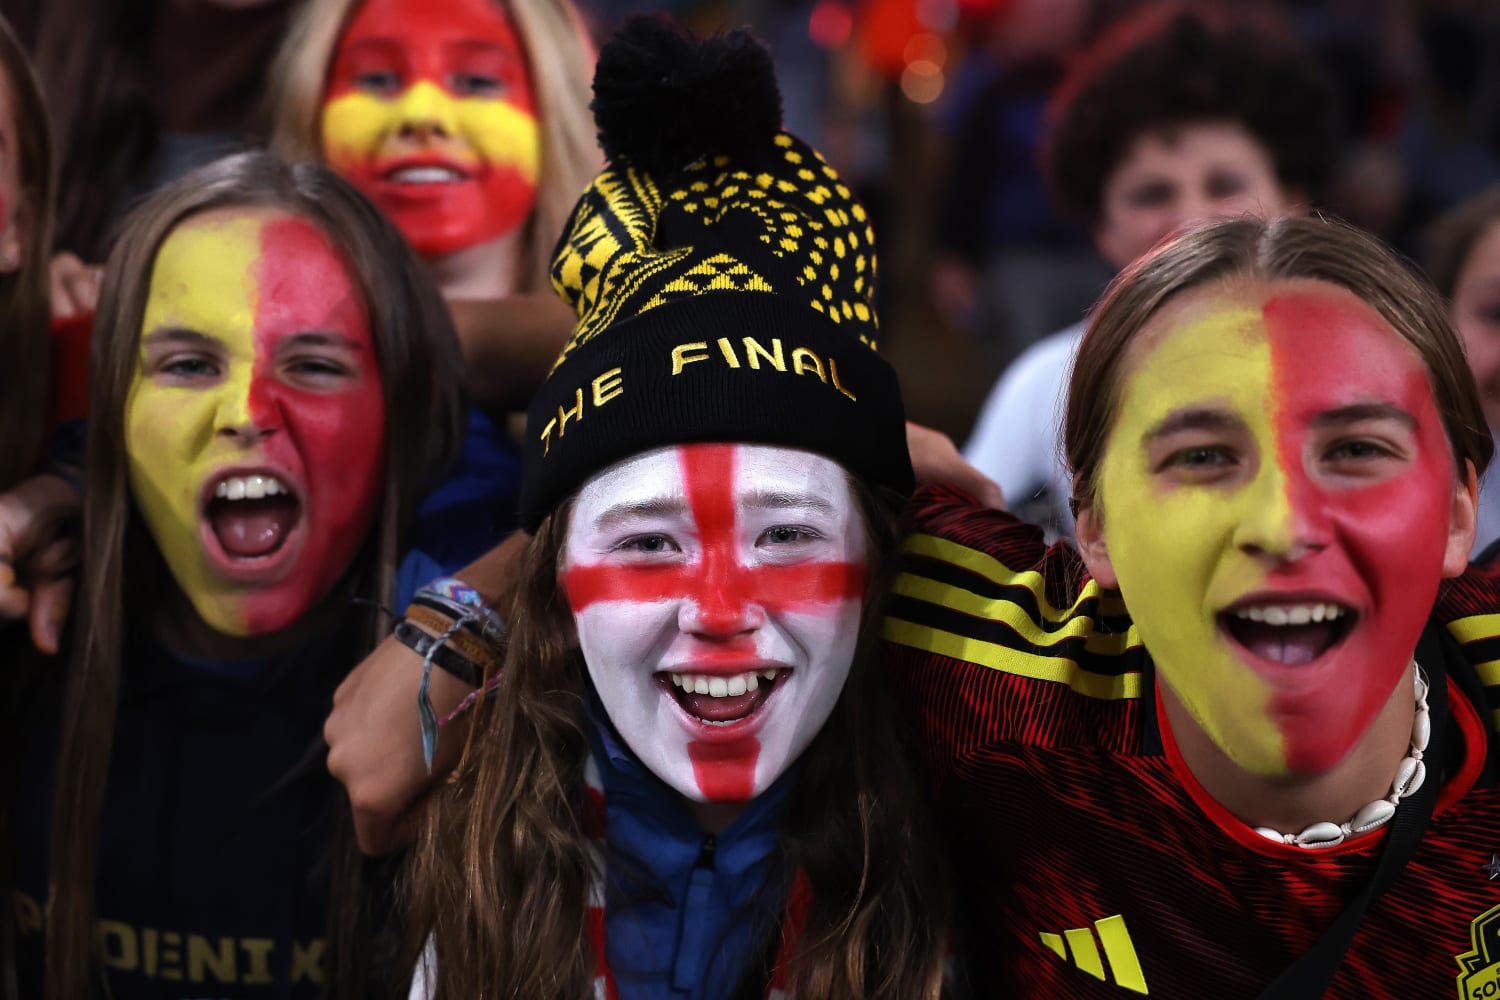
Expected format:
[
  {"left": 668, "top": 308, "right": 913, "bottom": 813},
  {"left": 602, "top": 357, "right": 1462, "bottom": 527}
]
[{"left": 883, "top": 486, "right": 1152, "bottom": 784}]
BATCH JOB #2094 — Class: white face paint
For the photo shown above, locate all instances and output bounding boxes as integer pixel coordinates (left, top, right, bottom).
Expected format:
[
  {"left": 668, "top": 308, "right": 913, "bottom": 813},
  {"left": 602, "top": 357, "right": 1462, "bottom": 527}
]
[{"left": 561, "top": 443, "right": 868, "bottom": 804}]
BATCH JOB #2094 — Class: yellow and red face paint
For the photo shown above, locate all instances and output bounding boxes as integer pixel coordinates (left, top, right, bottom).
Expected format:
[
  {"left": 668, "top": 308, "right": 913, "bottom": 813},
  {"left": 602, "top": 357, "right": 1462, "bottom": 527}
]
[
  {"left": 124, "top": 210, "right": 386, "bottom": 638},
  {"left": 1097, "top": 282, "right": 1456, "bottom": 777},
  {"left": 320, "top": 0, "right": 540, "bottom": 257}
]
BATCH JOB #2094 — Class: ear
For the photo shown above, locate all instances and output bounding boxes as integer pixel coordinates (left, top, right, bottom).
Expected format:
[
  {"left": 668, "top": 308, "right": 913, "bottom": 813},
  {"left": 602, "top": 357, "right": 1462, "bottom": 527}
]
[
  {"left": 1442, "top": 459, "right": 1480, "bottom": 578},
  {"left": 0, "top": 196, "right": 30, "bottom": 274},
  {"left": 1073, "top": 481, "right": 1119, "bottom": 589}
]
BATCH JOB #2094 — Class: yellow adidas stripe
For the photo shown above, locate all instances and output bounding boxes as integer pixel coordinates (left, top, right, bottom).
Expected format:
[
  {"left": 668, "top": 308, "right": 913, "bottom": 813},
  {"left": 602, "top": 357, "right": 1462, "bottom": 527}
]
[
  {"left": 882, "top": 618, "right": 1143, "bottom": 700},
  {"left": 1448, "top": 613, "right": 1500, "bottom": 646},
  {"left": 1095, "top": 915, "right": 1149, "bottom": 994},
  {"left": 1063, "top": 928, "right": 1105, "bottom": 980},
  {"left": 902, "top": 534, "right": 1129, "bottom": 622},
  {"left": 890, "top": 573, "right": 1143, "bottom": 656}
]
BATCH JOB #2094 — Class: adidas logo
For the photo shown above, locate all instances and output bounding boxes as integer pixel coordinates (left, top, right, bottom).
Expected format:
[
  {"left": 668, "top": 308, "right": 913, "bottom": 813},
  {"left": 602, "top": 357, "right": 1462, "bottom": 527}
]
[{"left": 1039, "top": 914, "right": 1149, "bottom": 994}]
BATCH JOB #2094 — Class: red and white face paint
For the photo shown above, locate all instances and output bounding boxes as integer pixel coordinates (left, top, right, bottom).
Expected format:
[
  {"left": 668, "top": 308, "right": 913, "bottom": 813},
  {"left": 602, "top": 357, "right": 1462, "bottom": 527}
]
[{"left": 562, "top": 444, "right": 868, "bottom": 804}]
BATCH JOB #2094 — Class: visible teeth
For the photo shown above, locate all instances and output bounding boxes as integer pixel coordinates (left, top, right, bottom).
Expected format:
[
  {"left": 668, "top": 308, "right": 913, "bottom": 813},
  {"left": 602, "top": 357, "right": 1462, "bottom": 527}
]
[
  {"left": 669, "top": 669, "right": 780, "bottom": 698},
  {"left": 390, "top": 166, "right": 463, "bottom": 184},
  {"left": 1232, "top": 603, "right": 1348, "bottom": 625},
  {"left": 214, "top": 474, "right": 291, "bottom": 502}
]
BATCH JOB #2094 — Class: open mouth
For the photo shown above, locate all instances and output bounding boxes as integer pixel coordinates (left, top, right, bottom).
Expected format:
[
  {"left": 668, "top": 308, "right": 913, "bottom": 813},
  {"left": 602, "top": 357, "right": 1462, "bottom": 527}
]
[
  {"left": 382, "top": 164, "right": 468, "bottom": 185},
  {"left": 659, "top": 668, "right": 787, "bottom": 725},
  {"left": 206, "top": 473, "right": 302, "bottom": 560},
  {"left": 1219, "top": 602, "right": 1356, "bottom": 666}
]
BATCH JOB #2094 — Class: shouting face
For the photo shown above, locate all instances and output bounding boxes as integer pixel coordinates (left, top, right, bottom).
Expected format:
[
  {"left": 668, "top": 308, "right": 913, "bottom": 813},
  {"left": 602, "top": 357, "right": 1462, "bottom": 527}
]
[
  {"left": 124, "top": 208, "right": 387, "bottom": 637},
  {"left": 321, "top": 0, "right": 540, "bottom": 257},
  {"left": 1080, "top": 279, "right": 1473, "bottom": 777},
  {"left": 562, "top": 444, "right": 868, "bottom": 804}
]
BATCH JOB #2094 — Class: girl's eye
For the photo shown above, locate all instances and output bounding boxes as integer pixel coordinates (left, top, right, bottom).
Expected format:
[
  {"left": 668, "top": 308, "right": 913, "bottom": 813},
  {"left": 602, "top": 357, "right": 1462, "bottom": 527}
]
[
  {"left": 285, "top": 357, "right": 352, "bottom": 378},
  {"left": 354, "top": 71, "right": 401, "bottom": 94},
  {"left": 1326, "top": 439, "right": 1392, "bottom": 462},
  {"left": 1165, "top": 445, "right": 1233, "bottom": 469},
  {"left": 450, "top": 72, "right": 503, "bottom": 97},
  {"left": 760, "top": 525, "right": 819, "bottom": 545},
  {"left": 619, "top": 534, "right": 679, "bottom": 555},
  {"left": 161, "top": 357, "right": 219, "bottom": 378}
]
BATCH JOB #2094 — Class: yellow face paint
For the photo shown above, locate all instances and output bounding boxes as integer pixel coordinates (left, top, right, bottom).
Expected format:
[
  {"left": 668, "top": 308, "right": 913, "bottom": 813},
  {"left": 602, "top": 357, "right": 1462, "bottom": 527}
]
[
  {"left": 319, "top": 0, "right": 540, "bottom": 256},
  {"left": 1097, "top": 300, "right": 1288, "bottom": 775},
  {"left": 126, "top": 215, "right": 262, "bottom": 635},
  {"left": 124, "top": 209, "right": 387, "bottom": 639},
  {"left": 1093, "top": 280, "right": 1464, "bottom": 779}
]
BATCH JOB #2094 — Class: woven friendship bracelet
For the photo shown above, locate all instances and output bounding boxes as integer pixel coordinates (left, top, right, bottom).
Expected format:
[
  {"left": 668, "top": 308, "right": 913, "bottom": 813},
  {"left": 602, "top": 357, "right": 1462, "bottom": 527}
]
[
  {"left": 403, "top": 603, "right": 497, "bottom": 668},
  {"left": 392, "top": 620, "right": 482, "bottom": 688}
]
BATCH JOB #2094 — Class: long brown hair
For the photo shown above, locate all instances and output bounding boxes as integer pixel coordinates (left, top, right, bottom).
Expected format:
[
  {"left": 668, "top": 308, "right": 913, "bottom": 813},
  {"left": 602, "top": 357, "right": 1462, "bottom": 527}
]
[
  {"left": 0, "top": 11, "right": 55, "bottom": 491},
  {"left": 44, "top": 150, "right": 466, "bottom": 1000},
  {"left": 267, "top": 0, "right": 600, "bottom": 293},
  {"left": 404, "top": 481, "right": 951, "bottom": 998},
  {"left": 1066, "top": 214, "right": 1494, "bottom": 518}
]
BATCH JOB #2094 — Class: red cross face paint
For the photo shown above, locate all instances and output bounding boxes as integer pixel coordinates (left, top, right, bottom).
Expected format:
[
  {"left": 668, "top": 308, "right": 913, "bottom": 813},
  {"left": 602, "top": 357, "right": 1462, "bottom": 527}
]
[
  {"left": 562, "top": 444, "right": 868, "bottom": 804},
  {"left": 321, "top": 0, "right": 540, "bottom": 257},
  {"left": 1091, "top": 280, "right": 1470, "bottom": 777},
  {"left": 124, "top": 209, "right": 387, "bottom": 638}
]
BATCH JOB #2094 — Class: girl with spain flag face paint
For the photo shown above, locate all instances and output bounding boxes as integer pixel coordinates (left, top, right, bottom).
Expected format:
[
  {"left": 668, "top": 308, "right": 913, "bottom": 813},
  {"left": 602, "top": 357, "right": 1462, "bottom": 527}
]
[
  {"left": 271, "top": 0, "right": 597, "bottom": 302},
  {"left": 877, "top": 216, "right": 1500, "bottom": 994},
  {"left": 12, "top": 152, "right": 465, "bottom": 1000}
]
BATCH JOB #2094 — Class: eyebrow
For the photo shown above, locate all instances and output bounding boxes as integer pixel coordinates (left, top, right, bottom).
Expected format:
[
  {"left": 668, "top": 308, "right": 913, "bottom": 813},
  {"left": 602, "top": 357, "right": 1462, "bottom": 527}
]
[
  {"left": 741, "top": 489, "right": 837, "bottom": 515},
  {"left": 1141, "top": 407, "right": 1244, "bottom": 446},
  {"left": 141, "top": 327, "right": 222, "bottom": 350},
  {"left": 1309, "top": 402, "right": 1417, "bottom": 431},
  {"left": 593, "top": 497, "right": 690, "bottom": 531},
  {"left": 276, "top": 331, "right": 367, "bottom": 352}
]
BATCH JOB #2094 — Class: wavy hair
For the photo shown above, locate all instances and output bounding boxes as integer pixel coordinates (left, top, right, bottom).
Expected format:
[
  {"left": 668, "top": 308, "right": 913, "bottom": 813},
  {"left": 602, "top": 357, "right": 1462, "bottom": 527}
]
[
  {"left": 44, "top": 150, "right": 466, "bottom": 1000},
  {"left": 404, "top": 481, "right": 951, "bottom": 998}
]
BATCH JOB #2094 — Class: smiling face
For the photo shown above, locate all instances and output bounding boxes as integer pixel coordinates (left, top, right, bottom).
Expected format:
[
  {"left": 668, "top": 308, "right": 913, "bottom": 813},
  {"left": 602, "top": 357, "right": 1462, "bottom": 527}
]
[
  {"left": 1079, "top": 279, "right": 1473, "bottom": 777},
  {"left": 1451, "top": 218, "right": 1500, "bottom": 432},
  {"left": 320, "top": 0, "right": 539, "bottom": 258},
  {"left": 561, "top": 444, "right": 868, "bottom": 804},
  {"left": 1095, "top": 121, "right": 1297, "bottom": 270},
  {"left": 124, "top": 208, "right": 387, "bottom": 637}
]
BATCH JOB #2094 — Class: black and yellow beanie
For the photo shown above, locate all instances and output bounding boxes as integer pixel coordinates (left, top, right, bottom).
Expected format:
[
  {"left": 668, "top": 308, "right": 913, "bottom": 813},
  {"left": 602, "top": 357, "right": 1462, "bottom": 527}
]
[{"left": 519, "top": 16, "right": 913, "bottom": 529}]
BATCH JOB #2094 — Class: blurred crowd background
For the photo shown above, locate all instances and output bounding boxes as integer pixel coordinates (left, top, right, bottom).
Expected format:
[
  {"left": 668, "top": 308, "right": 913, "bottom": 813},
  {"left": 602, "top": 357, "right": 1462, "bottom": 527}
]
[{"left": 6, "top": 0, "right": 1500, "bottom": 442}]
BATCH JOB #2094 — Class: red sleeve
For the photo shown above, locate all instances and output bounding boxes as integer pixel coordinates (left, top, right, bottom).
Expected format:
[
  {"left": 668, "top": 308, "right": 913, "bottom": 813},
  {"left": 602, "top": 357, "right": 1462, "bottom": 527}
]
[{"left": 49, "top": 311, "right": 93, "bottom": 427}]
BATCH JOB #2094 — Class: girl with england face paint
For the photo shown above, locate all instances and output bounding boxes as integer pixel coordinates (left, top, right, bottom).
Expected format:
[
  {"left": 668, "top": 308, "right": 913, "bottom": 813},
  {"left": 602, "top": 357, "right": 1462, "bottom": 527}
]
[
  {"left": 883, "top": 215, "right": 1500, "bottom": 996},
  {"left": 4, "top": 151, "right": 466, "bottom": 1000},
  {"left": 402, "top": 19, "right": 952, "bottom": 999}
]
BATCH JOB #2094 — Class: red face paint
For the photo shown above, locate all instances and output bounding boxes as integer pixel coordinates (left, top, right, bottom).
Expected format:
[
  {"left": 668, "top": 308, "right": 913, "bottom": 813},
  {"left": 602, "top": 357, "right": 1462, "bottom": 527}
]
[
  {"left": 321, "top": 0, "right": 540, "bottom": 257},
  {"left": 1258, "top": 291, "right": 1455, "bottom": 771},
  {"left": 125, "top": 211, "right": 387, "bottom": 639},
  {"left": 564, "top": 444, "right": 868, "bottom": 806}
]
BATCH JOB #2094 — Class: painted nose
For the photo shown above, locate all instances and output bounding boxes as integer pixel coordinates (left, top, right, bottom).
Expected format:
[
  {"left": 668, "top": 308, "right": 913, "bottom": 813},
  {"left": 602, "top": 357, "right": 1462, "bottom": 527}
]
[
  {"left": 680, "top": 553, "right": 765, "bottom": 638},
  {"left": 395, "top": 80, "right": 458, "bottom": 143},
  {"left": 1232, "top": 458, "right": 1330, "bottom": 564},
  {"left": 213, "top": 381, "right": 277, "bottom": 445}
]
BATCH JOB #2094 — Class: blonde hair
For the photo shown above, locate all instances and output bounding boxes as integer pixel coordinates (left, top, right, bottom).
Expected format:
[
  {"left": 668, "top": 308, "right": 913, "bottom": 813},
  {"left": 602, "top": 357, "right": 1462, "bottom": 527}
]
[{"left": 267, "top": 0, "right": 599, "bottom": 292}]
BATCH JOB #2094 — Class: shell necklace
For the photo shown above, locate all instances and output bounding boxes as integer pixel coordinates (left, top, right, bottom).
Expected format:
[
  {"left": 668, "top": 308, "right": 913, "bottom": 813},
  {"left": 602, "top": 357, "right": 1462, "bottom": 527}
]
[{"left": 1252, "top": 664, "right": 1430, "bottom": 850}]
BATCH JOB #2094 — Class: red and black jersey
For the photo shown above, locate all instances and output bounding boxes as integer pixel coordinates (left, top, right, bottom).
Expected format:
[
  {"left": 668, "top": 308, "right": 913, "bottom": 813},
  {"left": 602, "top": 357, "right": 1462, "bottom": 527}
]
[{"left": 884, "top": 485, "right": 1500, "bottom": 999}]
